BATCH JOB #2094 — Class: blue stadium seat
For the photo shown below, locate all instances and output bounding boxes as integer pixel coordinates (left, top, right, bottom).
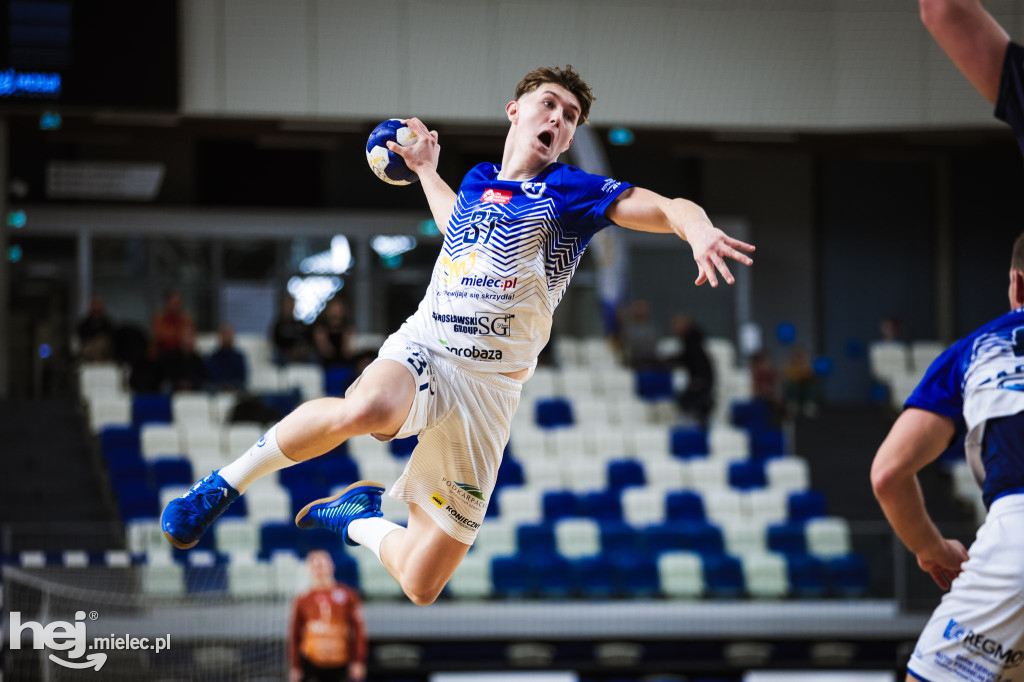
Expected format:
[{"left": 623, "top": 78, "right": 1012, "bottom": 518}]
[
  {"left": 100, "top": 425, "right": 141, "bottom": 458},
  {"left": 219, "top": 493, "right": 247, "bottom": 519},
  {"left": 543, "top": 491, "right": 580, "bottom": 522},
  {"left": 151, "top": 458, "right": 194, "bottom": 489},
  {"left": 600, "top": 521, "right": 640, "bottom": 557},
  {"left": 491, "top": 556, "right": 532, "bottom": 598},
  {"left": 702, "top": 553, "right": 745, "bottom": 598},
  {"left": 535, "top": 397, "right": 574, "bottom": 429},
  {"left": 331, "top": 551, "right": 359, "bottom": 589},
  {"left": 728, "top": 459, "right": 766, "bottom": 490},
  {"left": 670, "top": 427, "right": 708, "bottom": 458},
  {"left": 827, "top": 554, "right": 870, "bottom": 597},
  {"left": 749, "top": 427, "right": 785, "bottom": 459},
  {"left": 259, "top": 522, "right": 303, "bottom": 559},
  {"left": 730, "top": 399, "right": 771, "bottom": 430},
  {"left": 607, "top": 459, "right": 646, "bottom": 491},
  {"left": 517, "top": 523, "right": 556, "bottom": 558},
  {"left": 788, "top": 490, "right": 827, "bottom": 521},
  {"left": 529, "top": 554, "right": 575, "bottom": 598},
  {"left": 279, "top": 478, "right": 333, "bottom": 517},
  {"left": 767, "top": 521, "right": 807, "bottom": 555},
  {"left": 390, "top": 436, "right": 417, "bottom": 456},
  {"left": 260, "top": 390, "right": 301, "bottom": 418},
  {"left": 572, "top": 555, "right": 617, "bottom": 598},
  {"left": 612, "top": 554, "right": 660, "bottom": 597},
  {"left": 324, "top": 365, "right": 357, "bottom": 397},
  {"left": 787, "top": 553, "right": 828, "bottom": 598},
  {"left": 495, "top": 456, "right": 525, "bottom": 490},
  {"left": 635, "top": 370, "right": 673, "bottom": 401},
  {"left": 132, "top": 394, "right": 173, "bottom": 426},
  {"left": 106, "top": 450, "right": 148, "bottom": 481},
  {"left": 579, "top": 490, "right": 622, "bottom": 522},
  {"left": 116, "top": 484, "right": 160, "bottom": 521},
  {"left": 678, "top": 521, "right": 725, "bottom": 555},
  {"left": 314, "top": 454, "right": 360, "bottom": 485},
  {"left": 665, "top": 491, "right": 705, "bottom": 522},
  {"left": 644, "top": 523, "right": 686, "bottom": 556},
  {"left": 298, "top": 528, "right": 345, "bottom": 557}
]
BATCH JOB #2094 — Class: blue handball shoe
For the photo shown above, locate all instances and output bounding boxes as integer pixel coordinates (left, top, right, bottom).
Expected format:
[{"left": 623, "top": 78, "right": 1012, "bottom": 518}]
[
  {"left": 161, "top": 471, "right": 240, "bottom": 549},
  {"left": 295, "top": 480, "right": 385, "bottom": 546}
]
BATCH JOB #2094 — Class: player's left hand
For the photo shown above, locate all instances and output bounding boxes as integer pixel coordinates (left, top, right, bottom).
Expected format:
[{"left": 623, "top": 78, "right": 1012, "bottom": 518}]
[
  {"left": 687, "top": 222, "right": 755, "bottom": 287},
  {"left": 349, "top": 661, "right": 367, "bottom": 681},
  {"left": 917, "top": 538, "right": 969, "bottom": 591},
  {"left": 387, "top": 117, "right": 440, "bottom": 176}
]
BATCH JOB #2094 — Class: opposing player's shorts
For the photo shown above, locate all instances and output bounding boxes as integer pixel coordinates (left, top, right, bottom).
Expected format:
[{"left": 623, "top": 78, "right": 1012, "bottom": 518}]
[
  {"left": 359, "top": 330, "right": 521, "bottom": 545},
  {"left": 907, "top": 494, "right": 1024, "bottom": 682}
]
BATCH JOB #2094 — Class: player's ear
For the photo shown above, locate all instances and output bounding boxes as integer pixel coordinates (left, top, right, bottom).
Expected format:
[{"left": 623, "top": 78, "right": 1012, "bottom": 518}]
[
  {"left": 1011, "top": 268, "right": 1024, "bottom": 308},
  {"left": 506, "top": 100, "right": 518, "bottom": 122}
]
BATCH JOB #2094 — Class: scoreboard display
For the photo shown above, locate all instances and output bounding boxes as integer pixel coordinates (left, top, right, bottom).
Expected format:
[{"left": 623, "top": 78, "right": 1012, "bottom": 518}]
[{"left": 0, "top": 0, "right": 178, "bottom": 110}]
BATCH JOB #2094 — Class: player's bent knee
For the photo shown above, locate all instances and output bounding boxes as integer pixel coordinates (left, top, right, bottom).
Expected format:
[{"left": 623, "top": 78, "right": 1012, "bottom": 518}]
[
  {"left": 336, "top": 397, "right": 398, "bottom": 437},
  {"left": 400, "top": 576, "right": 447, "bottom": 606}
]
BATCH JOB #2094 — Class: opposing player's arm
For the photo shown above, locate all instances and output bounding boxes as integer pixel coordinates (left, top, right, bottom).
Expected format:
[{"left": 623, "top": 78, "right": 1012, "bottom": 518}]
[
  {"left": 920, "top": 0, "right": 1010, "bottom": 104},
  {"left": 387, "top": 117, "right": 456, "bottom": 235},
  {"left": 870, "top": 407, "right": 969, "bottom": 590},
  {"left": 607, "top": 186, "right": 754, "bottom": 287}
]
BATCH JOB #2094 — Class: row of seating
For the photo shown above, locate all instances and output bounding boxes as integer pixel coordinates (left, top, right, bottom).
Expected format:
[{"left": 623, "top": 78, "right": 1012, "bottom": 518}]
[{"left": 869, "top": 340, "right": 946, "bottom": 410}]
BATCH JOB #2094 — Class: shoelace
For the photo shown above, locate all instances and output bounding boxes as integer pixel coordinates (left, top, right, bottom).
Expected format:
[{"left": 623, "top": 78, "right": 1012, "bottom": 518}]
[{"left": 191, "top": 480, "right": 226, "bottom": 512}]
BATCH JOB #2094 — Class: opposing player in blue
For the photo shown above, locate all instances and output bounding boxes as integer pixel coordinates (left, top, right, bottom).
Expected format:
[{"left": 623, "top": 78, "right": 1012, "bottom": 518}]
[
  {"left": 163, "top": 65, "right": 754, "bottom": 605},
  {"left": 870, "top": 2, "right": 1024, "bottom": 680}
]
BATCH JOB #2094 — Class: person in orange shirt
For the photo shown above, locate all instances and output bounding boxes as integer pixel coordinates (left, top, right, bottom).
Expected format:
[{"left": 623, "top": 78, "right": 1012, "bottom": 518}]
[
  {"left": 151, "top": 290, "right": 195, "bottom": 356},
  {"left": 288, "top": 550, "right": 367, "bottom": 682}
]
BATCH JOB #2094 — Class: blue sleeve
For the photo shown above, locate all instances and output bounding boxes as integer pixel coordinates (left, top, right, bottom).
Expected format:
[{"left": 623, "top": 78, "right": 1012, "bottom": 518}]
[
  {"left": 904, "top": 342, "right": 967, "bottom": 430},
  {"left": 995, "top": 41, "right": 1024, "bottom": 157},
  {"left": 558, "top": 166, "right": 633, "bottom": 235}
]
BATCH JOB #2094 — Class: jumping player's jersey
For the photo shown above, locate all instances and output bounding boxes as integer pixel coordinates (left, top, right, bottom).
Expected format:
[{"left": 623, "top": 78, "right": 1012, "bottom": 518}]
[
  {"left": 399, "top": 162, "right": 632, "bottom": 374},
  {"left": 906, "top": 307, "right": 1024, "bottom": 507},
  {"left": 996, "top": 41, "right": 1024, "bottom": 156}
]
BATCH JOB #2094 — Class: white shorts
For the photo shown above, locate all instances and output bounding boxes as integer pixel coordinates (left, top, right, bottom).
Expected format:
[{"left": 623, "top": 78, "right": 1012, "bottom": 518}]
[
  {"left": 361, "top": 330, "right": 522, "bottom": 545},
  {"left": 908, "top": 494, "right": 1024, "bottom": 682}
]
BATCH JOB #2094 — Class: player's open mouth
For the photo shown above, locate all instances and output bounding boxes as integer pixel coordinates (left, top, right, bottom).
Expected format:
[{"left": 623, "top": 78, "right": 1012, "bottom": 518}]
[{"left": 538, "top": 131, "right": 553, "bottom": 148}]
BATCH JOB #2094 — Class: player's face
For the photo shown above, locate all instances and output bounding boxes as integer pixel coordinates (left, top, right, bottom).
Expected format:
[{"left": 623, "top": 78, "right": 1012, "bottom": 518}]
[{"left": 508, "top": 84, "right": 581, "bottom": 164}]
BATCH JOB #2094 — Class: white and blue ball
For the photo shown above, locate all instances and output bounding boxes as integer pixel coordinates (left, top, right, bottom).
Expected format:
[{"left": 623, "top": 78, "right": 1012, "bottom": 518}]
[{"left": 366, "top": 119, "right": 419, "bottom": 185}]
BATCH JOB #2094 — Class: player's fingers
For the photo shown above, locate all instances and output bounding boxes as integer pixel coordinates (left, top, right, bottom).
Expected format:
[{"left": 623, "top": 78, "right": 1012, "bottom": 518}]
[
  {"left": 694, "top": 269, "right": 708, "bottom": 286},
  {"left": 401, "top": 117, "right": 430, "bottom": 136},
  {"left": 722, "top": 246, "right": 754, "bottom": 266},
  {"left": 712, "top": 254, "right": 734, "bottom": 285},
  {"left": 386, "top": 141, "right": 408, "bottom": 157},
  {"left": 698, "top": 260, "right": 718, "bottom": 287},
  {"left": 430, "top": 130, "right": 439, "bottom": 141},
  {"left": 724, "top": 236, "right": 756, "bottom": 252}
]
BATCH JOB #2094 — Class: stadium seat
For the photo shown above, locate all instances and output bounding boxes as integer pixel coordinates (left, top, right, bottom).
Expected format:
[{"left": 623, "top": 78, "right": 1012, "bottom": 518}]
[
  {"left": 282, "top": 363, "right": 326, "bottom": 401},
  {"left": 612, "top": 554, "right": 660, "bottom": 597},
  {"left": 472, "top": 520, "right": 518, "bottom": 560},
  {"left": 657, "top": 551, "right": 704, "bottom": 598},
  {"left": 805, "top": 517, "right": 852, "bottom": 559},
  {"left": 497, "top": 486, "right": 543, "bottom": 526},
  {"left": 225, "top": 424, "right": 264, "bottom": 457},
  {"left": 554, "top": 517, "right": 601, "bottom": 558},
  {"left": 599, "top": 521, "right": 640, "bottom": 557},
  {"left": 215, "top": 518, "right": 260, "bottom": 556},
  {"left": 491, "top": 555, "right": 532, "bottom": 598},
  {"left": 708, "top": 426, "right": 750, "bottom": 459},
  {"left": 749, "top": 428, "right": 785, "bottom": 459},
  {"left": 826, "top": 554, "right": 871, "bottom": 597},
  {"left": 390, "top": 436, "right": 417, "bottom": 457},
  {"left": 151, "top": 457, "right": 193, "bottom": 489},
  {"left": 530, "top": 553, "right": 575, "bottom": 598},
  {"left": 703, "top": 553, "right": 745, "bottom": 598},
  {"left": 622, "top": 487, "right": 666, "bottom": 527},
  {"left": 324, "top": 365, "right": 357, "bottom": 397},
  {"left": 140, "top": 424, "right": 182, "bottom": 461},
  {"left": 728, "top": 459, "right": 766, "bottom": 490},
  {"left": 245, "top": 483, "right": 294, "bottom": 523},
  {"left": 80, "top": 363, "right": 122, "bottom": 395},
  {"left": 635, "top": 370, "right": 674, "bottom": 401},
  {"left": 787, "top": 553, "right": 829, "bottom": 598},
  {"left": 729, "top": 400, "right": 771, "bottom": 430},
  {"left": 116, "top": 484, "right": 160, "bottom": 522},
  {"left": 543, "top": 491, "right": 580, "bottom": 522},
  {"left": 259, "top": 522, "right": 303, "bottom": 559},
  {"left": 132, "top": 394, "right": 173, "bottom": 426},
  {"left": 767, "top": 521, "right": 806, "bottom": 555},
  {"left": 670, "top": 427, "right": 708, "bottom": 458},
  {"left": 579, "top": 490, "right": 622, "bottom": 522},
  {"left": 688, "top": 458, "right": 729, "bottom": 490},
  {"left": 607, "top": 459, "right": 646, "bottom": 491},
  {"left": 517, "top": 523, "right": 556, "bottom": 558},
  {"left": 226, "top": 556, "right": 274, "bottom": 595},
  {"left": 720, "top": 519, "right": 769, "bottom": 558},
  {"left": 644, "top": 522, "right": 686, "bottom": 556},
  {"left": 183, "top": 425, "right": 225, "bottom": 459},
  {"left": 535, "top": 397, "right": 574, "bottom": 429},
  {"left": 566, "top": 458, "right": 608, "bottom": 494},
  {"left": 665, "top": 491, "right": 705, "bottom": 522},
  {"left": 142, "top": 561, "right": 185, "bottom": 596},
  {"left": 100, "top": 424, "right": 141, "bottom": 459},
  {"left": 788, "top": 490, "right": 828, "bottom": 521},
  {"left": 642, "top": 458, "right": 688, "bottom": 491},
  {"left": 172, "top": 392, "right": 213, "bottom": 425},
  {"left": 765, "top": 456, "right": 810, "bottom": 494},
  {"left": 185, "top": 563, "right": 229, "bottom": 594},
  {"left": 572, "top": 555, "right": 617, "bottom": 598},
  {"left": 744, "top": 488, "right": 788, "bottom": 527},
  {"left": 741, "top": 552, "right": 789, "bottom": 599},
  {"left": 702, "top": 488, "right": 744, "bottom": 526},
  {"left": 271, "top": 551, "right": 309, "bottom": 597},
  {"left": 88, "top": 395, "right": 132, "bottom": 432},
  {"left": 495, "top": 456, "right": 525, "bottom": 490}
]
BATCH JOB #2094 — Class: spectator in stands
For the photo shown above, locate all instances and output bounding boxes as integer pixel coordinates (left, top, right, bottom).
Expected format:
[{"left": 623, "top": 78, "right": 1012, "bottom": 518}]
[
  {"left": 272, "top": 294, "right": 314, "bottom": 365},
  {"left": 288, "top": 550, "right": 367, "bottom": 682},
  {"left": 152, "top": 290, "right": 195, "bottom": 356},
  {"left": 880, "top": 316, "right": 904, "bottom": 343},
  {"left": 751, "top": 350, "right": 781, "bottom": 421},
  {"left": 621, "top": 299, "right": 661, "bottom": 369},
  {"left": 129, "top": 340, "right": 164, "bottom": 393},
  {"left": 207, "top": 324, "right": 248, "bottom": 392},
  {"left": 311, "top": 298, "right": 354, "bottom": 368},
  {"left": 163, "top": 326, "right": 208, "bottom": 392},
  {"left": 782, "top": 347, "right": 819, "bottom": 417},
  {"left": 669, "top": 314, "right": 715, "bottom": 427},
  {"left": 76, "top": 295, "right": 115, "bottom": 362}
]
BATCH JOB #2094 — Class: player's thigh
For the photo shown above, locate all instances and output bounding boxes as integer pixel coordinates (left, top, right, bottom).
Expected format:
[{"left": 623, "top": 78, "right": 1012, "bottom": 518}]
[
  {"left": 344, "top": 359, "right": 417, "bottom": 436},
  {"left": 400, "top": 503, "right": 472, "bottom": 584}
]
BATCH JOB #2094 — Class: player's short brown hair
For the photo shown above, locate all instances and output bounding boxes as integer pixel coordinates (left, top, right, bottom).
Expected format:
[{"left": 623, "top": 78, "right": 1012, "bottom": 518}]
[
  {"left": 515, "top": 65, "right": 594, "bottom": 125},
  {"left": 1014, "top": 232, "right": 1024, "bottom": 272}
]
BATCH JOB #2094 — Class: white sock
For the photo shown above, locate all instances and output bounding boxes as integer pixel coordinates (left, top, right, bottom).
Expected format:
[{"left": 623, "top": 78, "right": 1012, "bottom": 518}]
[
  {"left": 348, "top": 517, "right": 403, "bottom": 562},
  {"left": 217, "top": 425, "right": 296, "bottom": 494}
]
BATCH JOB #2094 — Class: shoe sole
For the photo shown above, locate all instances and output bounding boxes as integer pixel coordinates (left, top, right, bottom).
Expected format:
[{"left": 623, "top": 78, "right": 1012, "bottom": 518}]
[
  {"left": 163, "top": 531, "right": 199, "bottom": 550},
  {"left": 294, "top": 479, "right": 385, "bottom": 529}
]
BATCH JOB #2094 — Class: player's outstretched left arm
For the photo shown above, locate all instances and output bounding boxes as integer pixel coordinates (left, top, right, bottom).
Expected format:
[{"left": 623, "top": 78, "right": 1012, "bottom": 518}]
[
  {"left": 387, "top": 117, "right": 456, "bottom": 235},
  {"left": 608, "top": 187, "right": 754, "bottom": 287}
]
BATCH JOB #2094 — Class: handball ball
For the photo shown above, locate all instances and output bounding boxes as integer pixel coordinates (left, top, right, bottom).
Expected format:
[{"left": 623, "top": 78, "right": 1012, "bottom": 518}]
[{"left": 366, "top": 119, "right": 419, "bottom": 185}]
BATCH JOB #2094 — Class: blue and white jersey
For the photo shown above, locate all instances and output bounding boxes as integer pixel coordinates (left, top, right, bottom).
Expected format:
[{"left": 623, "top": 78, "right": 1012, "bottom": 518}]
[
  {"left": 906, "top": 307, "right": 1024, "bottom": 506},
  {"left": 996, "top": 41, "right": 1024, "bottom": 156},
  {"left": 401, "top": 162, "right": 632, "bottom": 374}
]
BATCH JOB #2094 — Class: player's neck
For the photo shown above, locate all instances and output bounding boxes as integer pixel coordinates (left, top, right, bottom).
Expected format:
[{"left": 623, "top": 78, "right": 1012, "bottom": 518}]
[
  {"left": 311, "top": 578, "right": 336, "bottom": 590},
  {"left": 498, "top": 150, "right": 552, "bottom": 182}
]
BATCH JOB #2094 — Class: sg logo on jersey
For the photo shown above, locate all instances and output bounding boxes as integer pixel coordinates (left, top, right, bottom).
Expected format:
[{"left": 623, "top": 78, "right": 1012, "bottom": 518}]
[{"left": 475, "top": 312, "right": 514, "bottom": 336}]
